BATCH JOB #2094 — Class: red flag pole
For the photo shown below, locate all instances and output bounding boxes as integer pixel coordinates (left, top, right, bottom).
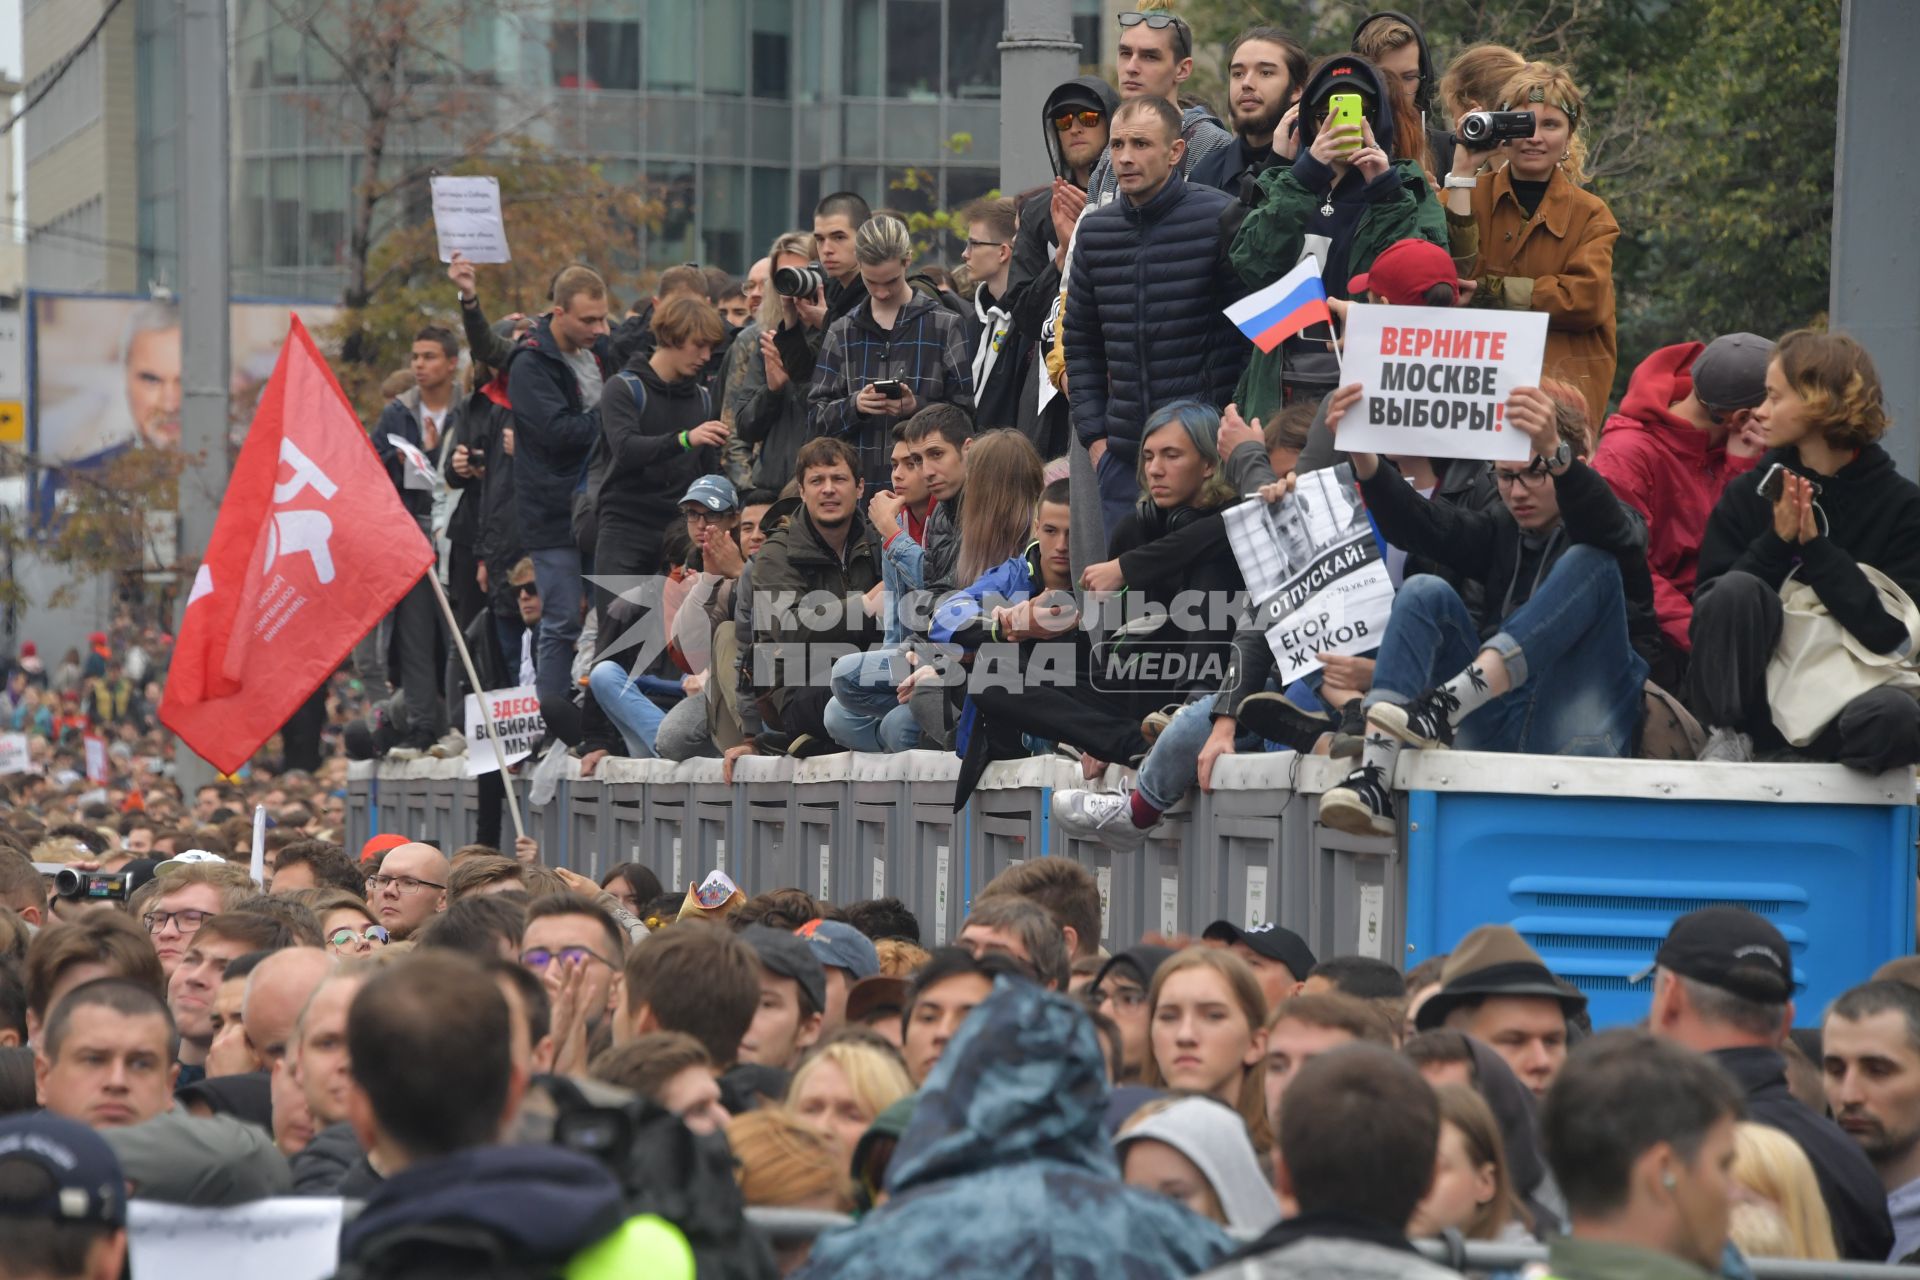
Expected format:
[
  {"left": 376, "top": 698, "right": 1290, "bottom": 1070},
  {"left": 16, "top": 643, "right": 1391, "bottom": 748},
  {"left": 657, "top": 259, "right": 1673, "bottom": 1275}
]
[{"left": 426, "top": 573, "right": 526, "bottom": 841}]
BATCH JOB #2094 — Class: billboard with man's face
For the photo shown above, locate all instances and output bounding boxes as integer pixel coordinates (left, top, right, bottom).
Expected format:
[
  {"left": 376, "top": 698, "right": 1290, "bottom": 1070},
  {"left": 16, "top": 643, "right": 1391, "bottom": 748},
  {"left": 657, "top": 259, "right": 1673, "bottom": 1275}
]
[{"left": 31, "top": 294, "right": 343, "bottom": 464}]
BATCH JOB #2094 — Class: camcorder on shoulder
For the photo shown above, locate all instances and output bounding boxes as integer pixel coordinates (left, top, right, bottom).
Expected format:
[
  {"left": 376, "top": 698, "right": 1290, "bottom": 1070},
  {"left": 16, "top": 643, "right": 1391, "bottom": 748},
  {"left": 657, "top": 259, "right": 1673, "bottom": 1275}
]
[
  {"left": 772, "top": 262, "right": 828, "bottom": 300},
  {"left": 1453, "top": 109, "right": 1535, "bottom": 153},
  {"left": 33, "top": 862, "right": 135, "bottom": 903}
]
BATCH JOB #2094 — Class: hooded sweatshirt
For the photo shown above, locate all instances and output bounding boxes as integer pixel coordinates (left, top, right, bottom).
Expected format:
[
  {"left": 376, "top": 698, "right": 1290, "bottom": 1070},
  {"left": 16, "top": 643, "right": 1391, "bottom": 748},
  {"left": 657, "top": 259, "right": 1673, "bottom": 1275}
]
[
  {"left": 1114, "top": 1095, "right": 1282, "bottom": 1237},
  {"left": 792, "top": 979, "right": 1234, "bottom": 1279},
  {"left": 1593, "top": 343, "right": 1762, "bottom": 652},
  {"left": 1229, "top": 56, "right": 1446, "bottom": 419},
  {"left": 1007, "top": 77, "right": 1124, "bottom": 343},
  {"left": 1698, "top": 441, "right": 1920, "bottom": 656}
]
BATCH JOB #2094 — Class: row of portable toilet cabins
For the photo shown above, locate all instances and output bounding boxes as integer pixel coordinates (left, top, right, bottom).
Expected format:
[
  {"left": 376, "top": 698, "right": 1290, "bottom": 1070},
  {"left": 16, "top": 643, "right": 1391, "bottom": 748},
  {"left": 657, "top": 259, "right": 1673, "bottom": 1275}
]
[{"left": 346, "top": 751, "right": 1918, "bottom": 1028}]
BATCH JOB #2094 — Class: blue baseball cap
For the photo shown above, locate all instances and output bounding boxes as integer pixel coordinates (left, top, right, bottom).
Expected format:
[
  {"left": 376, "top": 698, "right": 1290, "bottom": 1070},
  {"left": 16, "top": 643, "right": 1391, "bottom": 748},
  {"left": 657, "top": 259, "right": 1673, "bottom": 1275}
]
[
  {"left": 679, "top": 474, "right": 739, "bottom": 513},
  {"left": 796, "top": 918, "right": 881, "bottom": 981},
  {"left": 0, "top": 1113, "right": 127, "bottom": 1227}
]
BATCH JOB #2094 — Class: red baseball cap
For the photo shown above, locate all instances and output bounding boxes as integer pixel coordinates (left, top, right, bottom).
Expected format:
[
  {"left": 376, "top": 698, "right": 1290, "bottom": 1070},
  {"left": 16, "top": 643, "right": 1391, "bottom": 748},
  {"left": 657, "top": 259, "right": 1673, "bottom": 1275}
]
[
  {"left": 359, "top": 833, "right": 409, "bottom": 864},
  {"left": 1349, "top": 239, "right": 1458, "bottom": 307}
]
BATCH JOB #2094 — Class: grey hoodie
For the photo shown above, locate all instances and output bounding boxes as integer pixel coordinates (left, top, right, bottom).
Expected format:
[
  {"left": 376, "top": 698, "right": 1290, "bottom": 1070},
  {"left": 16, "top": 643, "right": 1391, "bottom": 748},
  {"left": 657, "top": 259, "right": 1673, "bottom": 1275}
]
[{"left": 1114, "top": 1095, "right": 1282, "bottom": 1237}]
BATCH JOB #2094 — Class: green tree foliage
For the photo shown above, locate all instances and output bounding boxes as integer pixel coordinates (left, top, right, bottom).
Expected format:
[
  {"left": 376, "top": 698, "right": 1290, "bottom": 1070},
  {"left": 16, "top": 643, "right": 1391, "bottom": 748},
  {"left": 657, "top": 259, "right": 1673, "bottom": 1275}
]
[{"left": 1176, "top": 0, "right": 1839, "bottom": 407}]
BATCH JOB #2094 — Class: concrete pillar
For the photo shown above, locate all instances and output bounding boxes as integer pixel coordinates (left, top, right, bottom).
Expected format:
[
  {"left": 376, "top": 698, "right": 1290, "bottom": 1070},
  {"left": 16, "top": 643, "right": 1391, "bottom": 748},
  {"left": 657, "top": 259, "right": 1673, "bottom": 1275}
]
[{"left": 1830, "top": 0, "right": 1920, "bottom": 474}]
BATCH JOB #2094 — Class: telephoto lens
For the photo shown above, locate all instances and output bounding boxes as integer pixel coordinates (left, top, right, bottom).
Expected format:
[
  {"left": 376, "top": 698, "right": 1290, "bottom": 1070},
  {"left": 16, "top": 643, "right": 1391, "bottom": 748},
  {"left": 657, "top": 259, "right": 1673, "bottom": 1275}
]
[{"left": 772, "top": 263, "right": 827, "bottom": 299}]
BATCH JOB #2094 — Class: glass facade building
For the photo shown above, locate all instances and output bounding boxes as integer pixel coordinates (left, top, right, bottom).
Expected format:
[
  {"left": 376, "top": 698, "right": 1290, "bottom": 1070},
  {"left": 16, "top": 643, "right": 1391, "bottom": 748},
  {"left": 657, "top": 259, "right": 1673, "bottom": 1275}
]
[{"left": 129, "top": 0, "right": 1083, "bottom": 302}]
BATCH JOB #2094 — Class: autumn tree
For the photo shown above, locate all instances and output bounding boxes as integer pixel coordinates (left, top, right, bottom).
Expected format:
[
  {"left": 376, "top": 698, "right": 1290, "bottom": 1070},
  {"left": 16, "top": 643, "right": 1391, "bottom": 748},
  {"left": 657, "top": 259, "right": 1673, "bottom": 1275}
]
[{"left": 324, "top": 148, "right": 661, "bottom": 416}]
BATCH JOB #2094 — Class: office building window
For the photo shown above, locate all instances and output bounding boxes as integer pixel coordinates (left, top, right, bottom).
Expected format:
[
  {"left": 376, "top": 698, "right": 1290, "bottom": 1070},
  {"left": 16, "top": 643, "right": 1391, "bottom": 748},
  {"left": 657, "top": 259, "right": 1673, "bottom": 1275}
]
[
  {"left": 886, "top": 0, "right": 941, "bottom": 99},
  {"left": 649, "top": 162, "right": 697, "bottom": 263},
  {"left": 751, "top": 0, "right": 792, "bottom": 99},
  {"left": 552, "top": 6, "right": 639, "bottom": 91},
  {"left": 947, "top": 0, "right": 1001, "bottom": 98},
  {"left": 702, "top": 165, "right": 746, "bottom": 271},
  {"left": 1073, "top": 0, "right": 1102, "bottom": 71},
  {"left": 305, "top": 156, "right": 349, "bottom": 269},
  {"left": 646, "top": 0, "right": 696, "bottom": 90},
  {"left": 703, "top": 0, "right": 745, "bottom": 95},
  {"left": 843, "top": 0, "right": 880, "bottom": 97}
]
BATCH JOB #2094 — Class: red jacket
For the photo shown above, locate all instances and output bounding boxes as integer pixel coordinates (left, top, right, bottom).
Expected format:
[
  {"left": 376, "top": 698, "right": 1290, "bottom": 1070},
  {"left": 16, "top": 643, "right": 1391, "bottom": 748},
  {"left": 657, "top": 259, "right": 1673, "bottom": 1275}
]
[{"left": 1592, "top": 342, "right": 1761, "bottom": 651}]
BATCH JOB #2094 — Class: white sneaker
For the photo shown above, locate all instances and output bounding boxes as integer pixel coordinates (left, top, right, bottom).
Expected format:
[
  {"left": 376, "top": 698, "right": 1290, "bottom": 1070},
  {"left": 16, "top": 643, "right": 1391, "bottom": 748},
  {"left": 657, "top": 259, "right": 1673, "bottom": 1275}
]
[
  {"left": 1697, "top": 727, "right": 1754, "bottom": 763},
  {"left": 1051, "top": 788, "right": 1150, "bottom": 852},
  {"left": 428, "top": 730, "right": 468, "bottom": 759}
]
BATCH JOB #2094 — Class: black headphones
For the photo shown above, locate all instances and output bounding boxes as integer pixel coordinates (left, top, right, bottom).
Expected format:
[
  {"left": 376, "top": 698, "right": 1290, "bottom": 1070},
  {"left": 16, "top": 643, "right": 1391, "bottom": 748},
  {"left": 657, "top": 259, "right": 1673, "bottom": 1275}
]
[{"left": 1351, "top": 10, "right": 1436, "bottom": 113}]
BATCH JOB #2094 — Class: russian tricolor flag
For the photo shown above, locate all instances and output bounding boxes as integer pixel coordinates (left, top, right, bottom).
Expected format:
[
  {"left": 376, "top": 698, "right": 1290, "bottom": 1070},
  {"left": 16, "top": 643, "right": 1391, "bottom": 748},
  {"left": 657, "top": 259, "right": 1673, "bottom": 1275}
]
[{"left": 1227, "top": 259, "right": 1333, "bottom": 353}]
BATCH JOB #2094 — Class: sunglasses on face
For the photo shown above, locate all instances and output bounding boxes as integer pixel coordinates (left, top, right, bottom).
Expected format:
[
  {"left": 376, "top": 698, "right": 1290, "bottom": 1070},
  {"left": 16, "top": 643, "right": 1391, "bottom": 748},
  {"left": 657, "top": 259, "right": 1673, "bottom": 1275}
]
[
  {"left": 515, "top": 581, "right": 539, "bottom": 597},
  {"left": 1052, "top": 109, "right": 1104, "bottom": 132},
  {"left": 328, "top": 925, "right": 389, "bottom": 948}
]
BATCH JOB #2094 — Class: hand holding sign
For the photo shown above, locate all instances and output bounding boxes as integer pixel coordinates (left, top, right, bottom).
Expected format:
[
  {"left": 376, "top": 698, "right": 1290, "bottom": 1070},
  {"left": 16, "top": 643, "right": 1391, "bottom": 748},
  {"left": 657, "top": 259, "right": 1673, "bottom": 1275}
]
[
  {"left": 430, "top": 176, "right": 511, "bottom": 264},
  {"left": 1319, "top": 384, "right": 1376, "bottom": 479},
  {"left": 1338, "top": 302, "right": 1547, "bottom": 463},
  {"left": 1504, "top": 385, "right": 1561, "bottom": 460}
]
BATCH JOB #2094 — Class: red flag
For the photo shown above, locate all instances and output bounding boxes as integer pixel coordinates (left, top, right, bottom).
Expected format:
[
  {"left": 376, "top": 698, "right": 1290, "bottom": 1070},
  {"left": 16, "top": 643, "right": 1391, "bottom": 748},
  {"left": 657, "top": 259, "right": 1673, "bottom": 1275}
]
[{"left": 161, "top": 315, "right": 433, "bottom": 773}]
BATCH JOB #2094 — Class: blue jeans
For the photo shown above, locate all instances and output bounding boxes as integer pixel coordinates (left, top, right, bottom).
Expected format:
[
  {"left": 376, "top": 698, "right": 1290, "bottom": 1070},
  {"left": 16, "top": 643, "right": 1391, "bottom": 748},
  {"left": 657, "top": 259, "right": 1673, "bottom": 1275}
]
[
  {"left": 1095, "top": 448, "right": 1141, "bottom": 545},
  {"left": 1135, "top": 693, "right": 1292, "bottom": 811},
  {"left": 588, "top": 660, "right": 667, "bottom": 757},
  {"left": 824, "top": 649, "right": 923, "bottom": 752},
  {"left": 1365, "top": 546, "right": 1647, "bottom": 756},
  {"left": 530, "top": 546, "right": 586, "bottom": 743}
]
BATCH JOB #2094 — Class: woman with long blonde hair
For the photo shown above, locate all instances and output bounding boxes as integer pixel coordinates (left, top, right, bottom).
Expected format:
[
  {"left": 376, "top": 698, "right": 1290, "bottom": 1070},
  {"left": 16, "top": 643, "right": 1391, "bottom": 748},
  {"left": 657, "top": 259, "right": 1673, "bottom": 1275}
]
[
  {"left": 1730, "top": 1121, "right": 1839, "bottom": 1260},
  {"left": 1445, "top": 60, "right": 1618, "bottom": 425},
  {"left": 1142, "top": 947, "right": 1271, "bottom": 1154}
]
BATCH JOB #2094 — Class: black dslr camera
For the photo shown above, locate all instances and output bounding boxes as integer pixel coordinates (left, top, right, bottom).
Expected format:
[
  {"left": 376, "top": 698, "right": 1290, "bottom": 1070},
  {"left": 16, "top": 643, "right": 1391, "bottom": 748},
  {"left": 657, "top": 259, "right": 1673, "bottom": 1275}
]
[
  {"left": 772, "top": 262, "right": 828, "bottom": 300},
  {"left": 1453, "top": 109, "right": 1535, "bottom": 152}
]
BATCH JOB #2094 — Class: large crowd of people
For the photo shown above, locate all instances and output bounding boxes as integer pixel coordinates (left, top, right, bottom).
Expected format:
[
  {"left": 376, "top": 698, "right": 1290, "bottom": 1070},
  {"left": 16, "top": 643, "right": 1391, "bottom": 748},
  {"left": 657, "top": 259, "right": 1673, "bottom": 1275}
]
[
  {"left": 0, "top": 3, "right": 1913, "bottom": 1276},
  {"left": 1, "top": 791, "right": 1918, "bottom": 1277}
]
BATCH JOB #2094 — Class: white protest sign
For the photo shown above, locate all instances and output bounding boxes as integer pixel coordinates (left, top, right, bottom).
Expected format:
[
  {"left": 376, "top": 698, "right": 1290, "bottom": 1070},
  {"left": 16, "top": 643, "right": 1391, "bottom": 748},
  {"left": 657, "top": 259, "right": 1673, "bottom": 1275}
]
[
  {"left": 1223, "top": 464, "right": 1396, "bottom": 685},
  {"left": 0, "top": 732, "right": 29, "bottom": 775},
  {"left": 464, "top": 683, "right": 545, "bottom": 776},
  {"left": 1338, "top": 303, "right": 1547, "bottom": 463},
  {"left": 129, "top": 1197, "right": 343, "bottom": 1280},
  {"left": 385, "top": 434, "right": 438, "bottom": 491},
  {"left": 83, "top": 733, "right": 108, "bottom": 783},
  {"left": 430, "top": 175, "right": 511, "bottom": 263}
]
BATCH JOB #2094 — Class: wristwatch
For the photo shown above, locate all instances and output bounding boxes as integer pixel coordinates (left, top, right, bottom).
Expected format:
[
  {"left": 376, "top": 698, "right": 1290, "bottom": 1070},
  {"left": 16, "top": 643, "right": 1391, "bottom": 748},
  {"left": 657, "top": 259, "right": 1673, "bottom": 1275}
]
[{"left": 1543, "top": 440, "right": 1574, "bottom": 474}]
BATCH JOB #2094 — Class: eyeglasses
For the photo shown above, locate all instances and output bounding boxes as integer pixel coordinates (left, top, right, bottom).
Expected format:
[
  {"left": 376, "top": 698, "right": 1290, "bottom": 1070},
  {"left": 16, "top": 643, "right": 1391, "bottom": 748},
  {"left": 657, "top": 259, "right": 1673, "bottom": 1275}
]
[
  {"left": 366, "top": 873, "right": 446, "bottom": 895},
  {"left": 1493, "top": 462, "right": 1553, "bottom": 489},
  {"left": 328, "top": 924, "right": 390, "bottom": 948},
  {"left": 521, "top": 946, "right": 614, "bottom": 971},
  {"left": 144, "top": 907, "right": 214, "bottom": 935},
  {"left": 1051, "top": 109, "right": 1104, "bottom": 132},
  {"left": 965, "top": 238, "right": 1008, "bottom": 251},
  {"left": 682, "top": 509, "right": 731, "bottom": 527},
  {"left": 1092, "top": 985, "right": 1148, "bottom": 1011},
  {"left": 515, "top": 581, "right": 539, "bottom": 597}
]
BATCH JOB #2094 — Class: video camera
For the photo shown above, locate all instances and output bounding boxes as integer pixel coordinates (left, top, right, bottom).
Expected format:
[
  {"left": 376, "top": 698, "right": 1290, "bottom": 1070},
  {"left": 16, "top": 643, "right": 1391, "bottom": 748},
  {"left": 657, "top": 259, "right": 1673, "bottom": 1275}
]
[
  {"left": 1452, "top": 109, "right": 1535, "bottom": 153},
  {"left": 33, "top": 862, "right": 136, "bottom": 904},
  {"left": 772, "top": 262, "right": 828, "bottom": 300}
]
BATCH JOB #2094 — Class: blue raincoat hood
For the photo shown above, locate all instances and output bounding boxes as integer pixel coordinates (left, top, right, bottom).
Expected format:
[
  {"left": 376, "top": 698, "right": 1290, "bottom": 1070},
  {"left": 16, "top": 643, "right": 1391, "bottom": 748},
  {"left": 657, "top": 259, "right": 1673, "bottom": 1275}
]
[{"left": 795, "top": 979, "right": 1234, "bottom": 1279}]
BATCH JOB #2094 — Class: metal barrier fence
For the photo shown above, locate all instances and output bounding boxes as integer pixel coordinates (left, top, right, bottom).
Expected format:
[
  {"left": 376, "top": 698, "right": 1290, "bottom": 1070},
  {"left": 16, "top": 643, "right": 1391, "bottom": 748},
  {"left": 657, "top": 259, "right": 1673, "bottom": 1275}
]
[
  {"left": 347, "top": 750, "right": 1918, "bottom": 1001},
  {"left": 739, "top": 1208, "right": 1920, "bottom": 1277}
]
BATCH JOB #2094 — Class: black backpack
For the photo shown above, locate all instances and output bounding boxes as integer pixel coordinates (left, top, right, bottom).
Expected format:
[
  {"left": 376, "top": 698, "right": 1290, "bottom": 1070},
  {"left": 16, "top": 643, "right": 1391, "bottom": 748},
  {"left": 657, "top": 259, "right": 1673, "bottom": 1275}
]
[{"left": 543, "top": 1077, "right": 779, "bottom": 1280}]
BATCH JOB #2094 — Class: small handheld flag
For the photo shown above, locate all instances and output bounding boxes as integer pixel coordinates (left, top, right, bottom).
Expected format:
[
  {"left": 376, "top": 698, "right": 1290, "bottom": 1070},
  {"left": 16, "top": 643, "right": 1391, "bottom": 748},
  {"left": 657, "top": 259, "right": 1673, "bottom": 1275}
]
[{"left": 1226, "top": 259, "right": 1333, "bottom": 354}]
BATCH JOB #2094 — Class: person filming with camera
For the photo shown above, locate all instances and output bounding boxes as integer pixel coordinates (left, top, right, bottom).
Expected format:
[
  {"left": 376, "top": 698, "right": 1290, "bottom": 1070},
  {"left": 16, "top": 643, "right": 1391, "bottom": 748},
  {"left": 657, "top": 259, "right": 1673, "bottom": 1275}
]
[
  {"left": 729, "top": 230, "right": 820, "bottom": 491},
  {"left": 1447, "top": 61, "right": 1619, "bottom": 428}
]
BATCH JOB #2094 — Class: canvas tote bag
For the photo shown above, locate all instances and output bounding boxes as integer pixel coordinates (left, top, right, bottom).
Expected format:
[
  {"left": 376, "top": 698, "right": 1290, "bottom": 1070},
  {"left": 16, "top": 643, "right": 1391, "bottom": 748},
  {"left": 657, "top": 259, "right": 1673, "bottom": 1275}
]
[{"left": 1766, "top": 564, "right": 1920, "bottom": 746}]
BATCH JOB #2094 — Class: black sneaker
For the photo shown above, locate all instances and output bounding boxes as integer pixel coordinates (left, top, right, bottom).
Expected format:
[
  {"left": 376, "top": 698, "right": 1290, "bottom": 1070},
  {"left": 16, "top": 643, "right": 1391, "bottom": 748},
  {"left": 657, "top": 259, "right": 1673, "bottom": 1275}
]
[
  {"left": 1367, "top": 686, "right": 1459, "bottom": 751},
  {"left": 1236, "top": 692, "right": 1333, "bottom": 753},
  {"left": 1329, "top": 699, "right": 1366, "bottom": 758},
  {"left": 1320, "top": 763, "right": 1397, "bottom": 837}
]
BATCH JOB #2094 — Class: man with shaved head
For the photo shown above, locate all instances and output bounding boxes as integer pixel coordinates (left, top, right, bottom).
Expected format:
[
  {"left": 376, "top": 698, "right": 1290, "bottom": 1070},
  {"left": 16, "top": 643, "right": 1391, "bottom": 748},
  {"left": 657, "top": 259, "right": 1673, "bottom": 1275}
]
[
  {"left": 365, "top": 843, "right": 449, "bottom": 941},
  {"left": 243, "top": 948, "right": 334, "bottom": 1159}
]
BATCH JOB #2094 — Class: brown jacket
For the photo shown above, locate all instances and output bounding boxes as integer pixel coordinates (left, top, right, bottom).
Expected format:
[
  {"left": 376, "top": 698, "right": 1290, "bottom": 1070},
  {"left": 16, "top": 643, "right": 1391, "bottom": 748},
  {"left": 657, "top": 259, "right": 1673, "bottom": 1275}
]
[{"left": 1466, "top": 164, "right": 1620, "bottom": 426}]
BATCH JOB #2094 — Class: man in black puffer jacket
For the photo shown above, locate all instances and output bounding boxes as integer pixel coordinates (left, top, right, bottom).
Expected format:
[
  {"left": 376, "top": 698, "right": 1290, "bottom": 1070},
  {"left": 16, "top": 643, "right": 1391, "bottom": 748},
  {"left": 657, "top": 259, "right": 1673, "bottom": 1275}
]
[{"left": 1065, "top": 96, "right": 1247, "bottom": 539}]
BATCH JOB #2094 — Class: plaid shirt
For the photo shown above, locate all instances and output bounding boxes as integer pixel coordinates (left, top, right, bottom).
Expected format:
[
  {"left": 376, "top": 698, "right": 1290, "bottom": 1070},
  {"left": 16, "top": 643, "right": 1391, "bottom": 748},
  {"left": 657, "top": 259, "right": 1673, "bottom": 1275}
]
[{"left": 808, "top": 292, "right": 975, "bottom": 492}]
